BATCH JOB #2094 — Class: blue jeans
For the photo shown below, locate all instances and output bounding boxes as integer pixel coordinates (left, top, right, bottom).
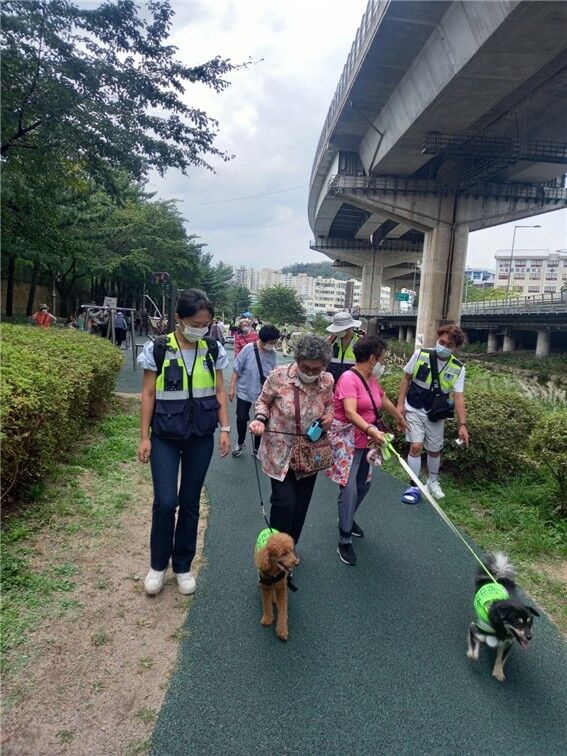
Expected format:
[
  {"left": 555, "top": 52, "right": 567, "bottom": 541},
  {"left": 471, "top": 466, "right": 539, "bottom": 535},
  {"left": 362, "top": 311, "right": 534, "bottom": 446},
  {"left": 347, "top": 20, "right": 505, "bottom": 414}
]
[{"left": 149, "top": 432, "right": 214, "bottom": 573}]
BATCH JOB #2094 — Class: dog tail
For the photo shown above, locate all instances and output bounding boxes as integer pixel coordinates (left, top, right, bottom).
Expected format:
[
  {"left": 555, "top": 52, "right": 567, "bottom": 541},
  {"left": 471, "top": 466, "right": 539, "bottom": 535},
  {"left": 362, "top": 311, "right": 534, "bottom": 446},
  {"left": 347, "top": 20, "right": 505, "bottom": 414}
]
[{"left": 484, "top": 551, "right": 516, "bottom": 582}]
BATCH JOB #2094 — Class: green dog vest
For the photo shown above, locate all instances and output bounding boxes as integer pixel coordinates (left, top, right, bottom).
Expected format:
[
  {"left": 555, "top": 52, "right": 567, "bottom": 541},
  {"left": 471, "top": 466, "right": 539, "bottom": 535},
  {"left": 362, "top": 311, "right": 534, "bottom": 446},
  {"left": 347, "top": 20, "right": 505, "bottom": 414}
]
[
  {"left": 256, "top": 527, "right": 278, "bottom": 550},
  {"left": 474, "top": 582, "right": 509, "bottom": 633}
]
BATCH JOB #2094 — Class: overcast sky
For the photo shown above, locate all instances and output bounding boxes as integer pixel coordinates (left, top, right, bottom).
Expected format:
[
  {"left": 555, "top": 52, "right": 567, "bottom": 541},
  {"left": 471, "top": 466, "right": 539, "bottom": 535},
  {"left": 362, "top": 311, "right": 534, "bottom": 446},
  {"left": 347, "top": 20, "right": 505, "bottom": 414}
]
[{"left": 148, "top": 0, "right": 566, "bottom": 273}]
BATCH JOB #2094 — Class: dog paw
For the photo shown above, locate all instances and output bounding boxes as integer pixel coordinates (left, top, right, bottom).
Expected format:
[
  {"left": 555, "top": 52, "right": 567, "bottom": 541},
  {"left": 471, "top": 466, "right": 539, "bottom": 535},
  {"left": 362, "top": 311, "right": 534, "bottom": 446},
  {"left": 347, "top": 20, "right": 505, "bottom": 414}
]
[
  {"left": 467, "top": 648, "right": 479, "bottom": 660},
  {"left": 260, "top": 616, "right": 273, "bottom": 626},
  {"left": 276, "top": 628, "right": 288, "bottom": 642},
  {"left": 492, "top": 670, "right": 505, "bottom": 682}
]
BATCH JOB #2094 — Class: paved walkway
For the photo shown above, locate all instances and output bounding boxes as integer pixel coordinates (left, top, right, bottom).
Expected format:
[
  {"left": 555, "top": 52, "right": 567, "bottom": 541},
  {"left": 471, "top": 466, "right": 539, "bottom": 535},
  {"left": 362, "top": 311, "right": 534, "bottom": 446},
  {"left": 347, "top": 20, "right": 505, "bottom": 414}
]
[{"left": 119, "top": 348, "right": 567, "bottom": 755}]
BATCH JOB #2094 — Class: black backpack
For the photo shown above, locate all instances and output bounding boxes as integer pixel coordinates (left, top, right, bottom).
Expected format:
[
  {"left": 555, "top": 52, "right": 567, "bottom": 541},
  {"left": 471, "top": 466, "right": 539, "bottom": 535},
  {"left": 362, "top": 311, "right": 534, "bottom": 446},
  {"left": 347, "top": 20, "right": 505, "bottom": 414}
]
[{"left": 153, "top": 335, "right": 219, "bottom": 379}]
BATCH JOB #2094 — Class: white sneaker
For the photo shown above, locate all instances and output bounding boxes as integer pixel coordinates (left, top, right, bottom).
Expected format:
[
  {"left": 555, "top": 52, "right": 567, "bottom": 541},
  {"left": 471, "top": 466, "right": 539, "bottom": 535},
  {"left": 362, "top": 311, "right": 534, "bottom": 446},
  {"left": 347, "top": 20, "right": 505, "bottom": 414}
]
[
  {"left": 175, "top": 572, "right": 196, "bottom": 595},
  {"left": 144, "top": 568, "right": 166, "bottom": 595},
  {"left": 427, "top": 479, "right": 445, "bottom": 499}
]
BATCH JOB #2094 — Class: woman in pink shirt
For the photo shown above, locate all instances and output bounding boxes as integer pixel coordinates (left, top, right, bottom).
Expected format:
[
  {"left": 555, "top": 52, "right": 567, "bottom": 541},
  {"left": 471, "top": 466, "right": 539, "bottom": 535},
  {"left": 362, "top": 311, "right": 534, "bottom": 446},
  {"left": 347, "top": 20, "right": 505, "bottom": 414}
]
[
  {"left": 233, "top": 318, "right": 259, "bottom": 357},
  {"left": 327, "top": 336, "right": 405, "bottom": 566}
]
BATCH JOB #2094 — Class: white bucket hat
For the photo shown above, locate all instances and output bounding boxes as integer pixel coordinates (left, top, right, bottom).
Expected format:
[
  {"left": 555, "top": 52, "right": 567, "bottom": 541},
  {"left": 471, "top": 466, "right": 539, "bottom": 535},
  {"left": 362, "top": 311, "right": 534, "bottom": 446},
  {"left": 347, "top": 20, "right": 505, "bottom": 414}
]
[{"left": 326, "top": 311, "right": 362, "bottom": 333}]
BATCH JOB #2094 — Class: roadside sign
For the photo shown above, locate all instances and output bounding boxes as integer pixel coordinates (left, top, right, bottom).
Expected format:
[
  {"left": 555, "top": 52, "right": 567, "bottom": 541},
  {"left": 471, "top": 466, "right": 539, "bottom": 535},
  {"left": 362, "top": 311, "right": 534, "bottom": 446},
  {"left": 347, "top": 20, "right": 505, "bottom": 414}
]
[
  {"left": 395, "top": 292, "right": 410, "bottom": 301},
  {"left": 103, "top": 296, "right": 118, "bottom": 309}
]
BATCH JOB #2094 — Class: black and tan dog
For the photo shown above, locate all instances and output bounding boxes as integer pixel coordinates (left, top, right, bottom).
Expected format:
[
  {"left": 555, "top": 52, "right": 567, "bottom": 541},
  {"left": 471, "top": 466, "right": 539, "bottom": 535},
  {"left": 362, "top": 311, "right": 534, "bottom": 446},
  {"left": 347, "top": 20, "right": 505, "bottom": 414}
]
[
  {"left": 255, "top": 529, "right": 299, "bottom": 642},
  {"left": 467, "top": 552, "right": 539, "bottom": 682}
]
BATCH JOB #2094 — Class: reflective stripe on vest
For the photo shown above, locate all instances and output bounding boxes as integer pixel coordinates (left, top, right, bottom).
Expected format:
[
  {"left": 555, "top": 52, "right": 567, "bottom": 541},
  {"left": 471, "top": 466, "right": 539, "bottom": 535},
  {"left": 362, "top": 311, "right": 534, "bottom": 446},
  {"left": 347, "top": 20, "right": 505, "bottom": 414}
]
[
  {"left": 330, "top": 334, "right": 358, "bottom": 365},
  {"left": 410, "top": 349, "right": 462, "bottom": 395},
  {"left": 155, "top": 332, "right": 216, "bottom": 401}
]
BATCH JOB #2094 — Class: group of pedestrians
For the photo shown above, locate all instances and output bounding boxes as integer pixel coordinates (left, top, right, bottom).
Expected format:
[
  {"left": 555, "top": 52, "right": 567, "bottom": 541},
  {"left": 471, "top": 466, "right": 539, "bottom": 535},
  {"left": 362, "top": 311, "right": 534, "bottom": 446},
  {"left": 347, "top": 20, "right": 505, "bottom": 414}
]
[{"left": 137, "top": 288, "right": 468, "bottom": 595}]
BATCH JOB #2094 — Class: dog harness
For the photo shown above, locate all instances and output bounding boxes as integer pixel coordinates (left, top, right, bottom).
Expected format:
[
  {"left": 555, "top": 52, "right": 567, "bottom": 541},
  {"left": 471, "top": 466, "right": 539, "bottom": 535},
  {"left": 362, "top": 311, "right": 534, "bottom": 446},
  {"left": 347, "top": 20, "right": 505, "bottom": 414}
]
[
  {"left": 474, "top": 582, "right": 509, "bottom": 633},
  {"left": 256, "top": 528, "right": 298, "bottom": 592}
]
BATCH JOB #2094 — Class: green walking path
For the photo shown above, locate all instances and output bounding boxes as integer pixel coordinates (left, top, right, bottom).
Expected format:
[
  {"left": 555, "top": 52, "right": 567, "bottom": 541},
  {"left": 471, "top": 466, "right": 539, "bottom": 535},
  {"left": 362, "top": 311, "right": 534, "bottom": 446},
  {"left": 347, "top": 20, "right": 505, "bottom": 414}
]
[{"left": 121, "top": 352, "right": 566, "bottom": 754}]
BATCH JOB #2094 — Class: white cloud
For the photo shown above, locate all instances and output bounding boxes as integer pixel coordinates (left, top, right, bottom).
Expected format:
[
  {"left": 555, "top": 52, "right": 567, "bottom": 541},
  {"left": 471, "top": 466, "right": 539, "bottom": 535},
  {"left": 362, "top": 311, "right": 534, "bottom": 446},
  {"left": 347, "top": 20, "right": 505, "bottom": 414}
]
[{"left": 148, "top": 1, "right": 567, "bottom": 273}]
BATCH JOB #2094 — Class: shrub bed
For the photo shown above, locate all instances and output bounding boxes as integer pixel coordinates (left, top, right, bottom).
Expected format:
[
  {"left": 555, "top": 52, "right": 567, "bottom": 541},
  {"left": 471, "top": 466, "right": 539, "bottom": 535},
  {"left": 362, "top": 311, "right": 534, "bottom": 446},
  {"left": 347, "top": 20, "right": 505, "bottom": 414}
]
[
  {"left": 0, "top": 324, "right": 123, "bottom": 502},
  {"left": 379, "top": 368, "right": 539, "bottom": 481}
]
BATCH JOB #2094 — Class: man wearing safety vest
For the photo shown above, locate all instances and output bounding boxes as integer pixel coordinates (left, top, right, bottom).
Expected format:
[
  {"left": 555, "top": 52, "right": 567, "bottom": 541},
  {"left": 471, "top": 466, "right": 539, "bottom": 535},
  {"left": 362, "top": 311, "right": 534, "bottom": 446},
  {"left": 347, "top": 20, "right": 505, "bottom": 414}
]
[
  {"left": 326, "top": 311, "right": 362, "bottom": 386},
  {"left": 397, "top": 324, "right": 470, "bottom": 499}
]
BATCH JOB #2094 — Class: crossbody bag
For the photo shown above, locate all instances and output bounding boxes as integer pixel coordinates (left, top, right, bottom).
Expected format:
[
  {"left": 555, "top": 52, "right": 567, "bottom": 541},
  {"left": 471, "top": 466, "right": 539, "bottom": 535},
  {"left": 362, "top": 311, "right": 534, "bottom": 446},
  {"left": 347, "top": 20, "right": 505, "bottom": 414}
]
[
  {"left": 253, "top": 343, "right": 266, "bottom": 385},
  {"left": 350, "top": 368, "right": 389, "bottom": 433},
  {"left": 426, "top": 352, "right": 455, "bottom": 422},
  {"left": 289, "top": 385, "right": 332, "bottom": 475}
]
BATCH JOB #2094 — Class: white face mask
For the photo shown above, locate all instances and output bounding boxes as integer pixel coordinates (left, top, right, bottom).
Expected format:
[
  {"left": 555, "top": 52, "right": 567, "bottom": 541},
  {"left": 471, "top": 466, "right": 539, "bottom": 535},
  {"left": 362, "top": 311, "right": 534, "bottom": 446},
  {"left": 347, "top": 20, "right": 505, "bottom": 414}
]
[
  {"left": 297, "top": 370, "right": 319, "bottom": 384},
  {"left": 262, "top": 343, "right": 276, "bottom": 351},
  {"left": 179, "top": 323, "right": 208, "bottom": 341},
  {"left": 241, "top": 326, "right": 251, "bottom": 334},
  {"left": 372, "top": 362, "right": 385, "bottom": 378},
  {"left": 334, "top": 330, "right": 347, "bottom": 338},
  {"left": 435, "top": 341, "right": 453, "bottom": 359}
]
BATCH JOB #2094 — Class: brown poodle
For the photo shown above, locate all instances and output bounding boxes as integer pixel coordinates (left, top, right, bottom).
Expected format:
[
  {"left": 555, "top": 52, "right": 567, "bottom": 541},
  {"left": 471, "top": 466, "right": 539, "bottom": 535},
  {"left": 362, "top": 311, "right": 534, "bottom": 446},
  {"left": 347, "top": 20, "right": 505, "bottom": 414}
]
[{"left": 255, "top": 531, "right": 299, "bottom": 641}]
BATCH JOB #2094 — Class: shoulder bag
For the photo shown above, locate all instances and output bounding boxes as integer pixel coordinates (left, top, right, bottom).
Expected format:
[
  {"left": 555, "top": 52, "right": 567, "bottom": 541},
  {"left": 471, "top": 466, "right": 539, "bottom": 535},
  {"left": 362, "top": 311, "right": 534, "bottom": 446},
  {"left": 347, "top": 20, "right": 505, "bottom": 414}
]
[
  {"left": 253, "top": 343, "right": 266, "bottom": 385},
  {"left": 289, "top": 385, "right": 332, "bottom": 475},
  {"left": 350, "top": 368, "right": 389, "bottom": 433}
]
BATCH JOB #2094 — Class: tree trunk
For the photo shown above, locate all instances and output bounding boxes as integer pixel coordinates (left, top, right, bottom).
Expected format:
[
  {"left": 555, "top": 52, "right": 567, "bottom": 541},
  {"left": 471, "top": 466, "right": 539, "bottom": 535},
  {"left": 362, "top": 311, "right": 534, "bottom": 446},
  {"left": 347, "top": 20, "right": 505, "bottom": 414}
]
[
  {"left": 26, "top": 259, "right": 40, "bottom": 315},
  {"left": 5, "top": 254, "right": 16, "bottom": 316}
]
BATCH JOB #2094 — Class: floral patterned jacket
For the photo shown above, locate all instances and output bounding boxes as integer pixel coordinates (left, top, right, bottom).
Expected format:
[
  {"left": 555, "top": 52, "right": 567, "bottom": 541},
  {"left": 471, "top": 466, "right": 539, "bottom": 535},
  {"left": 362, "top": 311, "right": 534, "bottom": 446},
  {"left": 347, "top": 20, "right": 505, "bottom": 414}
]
[
  {"left": 325, "top": 420, "right": 373, "bottom": 488},
  {"left": 255, "top": 363, "right": 334, "bottom": 481}
]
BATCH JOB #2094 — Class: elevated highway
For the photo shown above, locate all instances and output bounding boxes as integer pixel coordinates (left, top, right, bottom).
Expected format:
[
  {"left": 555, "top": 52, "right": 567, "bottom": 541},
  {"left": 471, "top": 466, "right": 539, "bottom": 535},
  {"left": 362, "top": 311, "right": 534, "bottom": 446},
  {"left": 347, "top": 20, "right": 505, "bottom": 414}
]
[
  {"left": 308, "top": 0, "right": 567, "bottom": 346},
  {"left": 359, "top": 292, "right": 567, "bottom": 354}
]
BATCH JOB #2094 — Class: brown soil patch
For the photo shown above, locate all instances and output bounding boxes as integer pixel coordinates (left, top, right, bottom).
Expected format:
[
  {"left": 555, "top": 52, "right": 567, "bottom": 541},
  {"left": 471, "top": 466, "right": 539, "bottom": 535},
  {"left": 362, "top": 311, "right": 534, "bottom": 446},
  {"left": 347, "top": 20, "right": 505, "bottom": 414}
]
[{"left": 2, "top": 465, "right": 209, "bottom": 755}]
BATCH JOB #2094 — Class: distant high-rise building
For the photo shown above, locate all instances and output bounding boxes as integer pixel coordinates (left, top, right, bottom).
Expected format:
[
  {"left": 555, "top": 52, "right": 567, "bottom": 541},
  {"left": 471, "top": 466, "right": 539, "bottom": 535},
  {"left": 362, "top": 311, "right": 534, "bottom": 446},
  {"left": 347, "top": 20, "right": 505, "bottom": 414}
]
[{"left": 494, "top": 249, "right": 567, "bottom": 296}]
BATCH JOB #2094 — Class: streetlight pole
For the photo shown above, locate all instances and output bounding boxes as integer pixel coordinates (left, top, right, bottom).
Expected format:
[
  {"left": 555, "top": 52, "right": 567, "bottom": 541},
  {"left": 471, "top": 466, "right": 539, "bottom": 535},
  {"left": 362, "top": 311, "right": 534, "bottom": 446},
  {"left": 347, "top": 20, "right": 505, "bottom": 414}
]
[{"left": 504, "top": 224, "right": 541, "bottom": 302}]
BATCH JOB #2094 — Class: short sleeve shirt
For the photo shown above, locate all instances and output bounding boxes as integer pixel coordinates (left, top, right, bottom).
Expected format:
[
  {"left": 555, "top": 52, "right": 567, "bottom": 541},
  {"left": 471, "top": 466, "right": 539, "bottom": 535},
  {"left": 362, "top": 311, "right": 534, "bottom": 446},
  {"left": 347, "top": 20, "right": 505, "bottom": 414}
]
[
  {"left": 334, "top": 370, "right": 384, "bottom": 448},
  {"left": 233, "top": 342, "right": 277, "bottom": 403},
  {"left": 403, "top": 350, "right": 465, "bottom": 416},
  {"left": 137, "top": 339, "right": 229, "bottom": 373}
]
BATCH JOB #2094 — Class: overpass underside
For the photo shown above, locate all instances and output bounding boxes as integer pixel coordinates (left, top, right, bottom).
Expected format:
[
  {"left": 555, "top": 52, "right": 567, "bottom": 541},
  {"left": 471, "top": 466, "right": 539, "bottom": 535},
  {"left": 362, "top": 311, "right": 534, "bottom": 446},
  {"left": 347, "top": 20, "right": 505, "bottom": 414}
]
[{"left": 309, "top": 0, "right": 567, "bottom": 347}]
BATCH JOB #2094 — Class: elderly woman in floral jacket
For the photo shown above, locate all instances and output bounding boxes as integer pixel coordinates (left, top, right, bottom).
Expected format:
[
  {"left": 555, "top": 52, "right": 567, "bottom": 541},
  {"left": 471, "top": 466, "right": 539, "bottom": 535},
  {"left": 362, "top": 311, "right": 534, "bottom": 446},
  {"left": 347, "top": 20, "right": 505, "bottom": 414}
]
[{"left": 249, "top": 334, "right": 333, "bottom": 547}]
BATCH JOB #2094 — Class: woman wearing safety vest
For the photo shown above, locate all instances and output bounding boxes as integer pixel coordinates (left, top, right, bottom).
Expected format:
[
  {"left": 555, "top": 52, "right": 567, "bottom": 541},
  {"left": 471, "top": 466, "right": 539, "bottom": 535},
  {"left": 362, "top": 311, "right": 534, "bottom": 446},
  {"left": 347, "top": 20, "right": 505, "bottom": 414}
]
[
  {"left": 326, "top": 311, "right": 361, "bottom": 386},
  {"left": 137, "top": 289, "right": 231, "bottom": 597},
  {"left": 397, "top": 324, "right": 470, "bottom": 500}
]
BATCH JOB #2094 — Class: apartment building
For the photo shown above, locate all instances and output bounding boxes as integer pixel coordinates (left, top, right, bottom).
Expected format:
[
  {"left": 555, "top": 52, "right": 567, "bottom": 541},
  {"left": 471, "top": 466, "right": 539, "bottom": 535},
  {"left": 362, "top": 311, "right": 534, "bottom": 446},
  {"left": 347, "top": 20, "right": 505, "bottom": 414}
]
[
  {"left": 230, "top": 265, "right": 364, "bottom": 314},
  {"left": 464, "top": 267, "right": 495, "bottom": 286},
  {"left": 494, "top": 249, "right": 567, "bottom": 296}
]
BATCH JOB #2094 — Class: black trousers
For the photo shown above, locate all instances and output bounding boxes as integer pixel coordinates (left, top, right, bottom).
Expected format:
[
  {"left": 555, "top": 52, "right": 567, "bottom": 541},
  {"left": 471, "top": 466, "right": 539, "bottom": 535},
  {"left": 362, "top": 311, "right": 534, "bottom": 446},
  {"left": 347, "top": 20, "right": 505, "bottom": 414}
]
[
  {"left": 236, "top": 397, "right": 260, "bottom": 449},
  {"left": 270, "top": 469, "right": 317, "bottom": 544}
]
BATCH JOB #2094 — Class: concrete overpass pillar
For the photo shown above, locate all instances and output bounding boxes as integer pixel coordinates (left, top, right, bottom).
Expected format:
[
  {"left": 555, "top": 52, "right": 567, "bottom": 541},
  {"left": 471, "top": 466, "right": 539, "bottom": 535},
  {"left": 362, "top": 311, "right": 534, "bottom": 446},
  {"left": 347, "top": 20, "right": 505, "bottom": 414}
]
[
  {"left": 502, "top": 329, "right": 516, "bottom": 353},
  {"left": 398, "top": 325, "right": 405, "bottom": 341},
  {"left": 415, "top": 201, "right": 468, "bottom": 348},
  {"left": 535, "top": 329, "right": 551, "bottom": 358},
  {"left": 487, "top": 331, "right": 498, "bottom": 353},
  {"left": 360, "top": 251, "right": 384, "bottom": 312},
  {"left": 405, "top": 326, "right": 415, "bottom": 345}
]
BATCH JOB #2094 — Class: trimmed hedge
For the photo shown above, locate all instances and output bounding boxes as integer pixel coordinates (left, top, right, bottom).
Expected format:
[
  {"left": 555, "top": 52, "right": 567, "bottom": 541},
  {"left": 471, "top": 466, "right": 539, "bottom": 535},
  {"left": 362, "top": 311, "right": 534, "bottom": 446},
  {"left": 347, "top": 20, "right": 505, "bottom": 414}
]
[
  {"left": 379, "top": 369, "right": 539, "bottom": 482},
  {"left": 529, "top": 409, "right": 567, "bottom": 510},
  {"left": 0, "top": 324, "right": 123, "bottom": 502}
]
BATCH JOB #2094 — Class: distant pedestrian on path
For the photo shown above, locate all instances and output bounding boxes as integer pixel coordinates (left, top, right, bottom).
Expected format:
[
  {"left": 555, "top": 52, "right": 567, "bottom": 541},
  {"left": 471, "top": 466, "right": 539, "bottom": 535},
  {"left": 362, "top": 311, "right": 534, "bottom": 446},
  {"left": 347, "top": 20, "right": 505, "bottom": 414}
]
[
  {"left": 32, "top": 304, "right": 56, "bottom": 328},
  {"left": 229, "top": 324, "right": 280, "bottom": 457},
  {"left": 250, "top": 335, "right": 333, "bottom": 548},
  {"left": 234, "top": 318, "right": 258, "bottom": 356},
  {"left": 327, "top": 336, "right": 406, "bottom": 566},
  {"left": 113, "top": 311, "right": 127, "bottom": 347},
  {"left": 209, "top": 318, "right": 225, "bottom": 345},
  {"left": 326, "top": 311, "right": 361, "bottom": 386},
  {"left": 137, "top": 288, "right": 231, "bottom": 597},
  {"left": 397, "top": 323, "right": 469, "bottom": 500}
]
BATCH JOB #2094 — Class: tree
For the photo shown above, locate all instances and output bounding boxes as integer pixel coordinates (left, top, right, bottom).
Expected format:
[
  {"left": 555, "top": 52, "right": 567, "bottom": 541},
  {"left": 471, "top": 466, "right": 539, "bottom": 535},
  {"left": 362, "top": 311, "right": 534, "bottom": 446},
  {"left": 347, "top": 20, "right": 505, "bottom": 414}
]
[
  {"left": 281, "top": 261, "right": 351, "bottom": 281},
  {"left": 254, "top": 285, "right": 305, "bottom": 326},
  {"left": 227, "top": 284, "right": 252, "bottom": 320},
  {"left": 463, "top": 284, "right": 518, "bottom": 303},
  {"left": 309, "top": 312, "right": 331, "bottom": 335},
  {"left": 1, "top": 0, "right": 246, "bottom": 180}
]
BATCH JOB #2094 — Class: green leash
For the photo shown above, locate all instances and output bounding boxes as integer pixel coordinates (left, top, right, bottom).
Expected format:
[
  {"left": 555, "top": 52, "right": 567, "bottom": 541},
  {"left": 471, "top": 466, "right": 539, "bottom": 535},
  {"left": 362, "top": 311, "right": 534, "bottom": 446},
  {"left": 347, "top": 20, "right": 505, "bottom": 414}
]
[{"left": 382, "top": 436, "right": 499, "bottom": 585}]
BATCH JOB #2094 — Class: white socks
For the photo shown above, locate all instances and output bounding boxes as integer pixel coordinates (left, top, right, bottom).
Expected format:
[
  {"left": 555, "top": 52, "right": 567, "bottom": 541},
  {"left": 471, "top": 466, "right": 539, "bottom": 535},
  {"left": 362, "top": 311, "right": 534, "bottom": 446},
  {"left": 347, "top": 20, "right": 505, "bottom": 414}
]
[
  {"left": 407, "top": 454, "right": 421, "bottom": 480},
  {"left": 427, "top": 454, "right": 441, "bottom": 482}
]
